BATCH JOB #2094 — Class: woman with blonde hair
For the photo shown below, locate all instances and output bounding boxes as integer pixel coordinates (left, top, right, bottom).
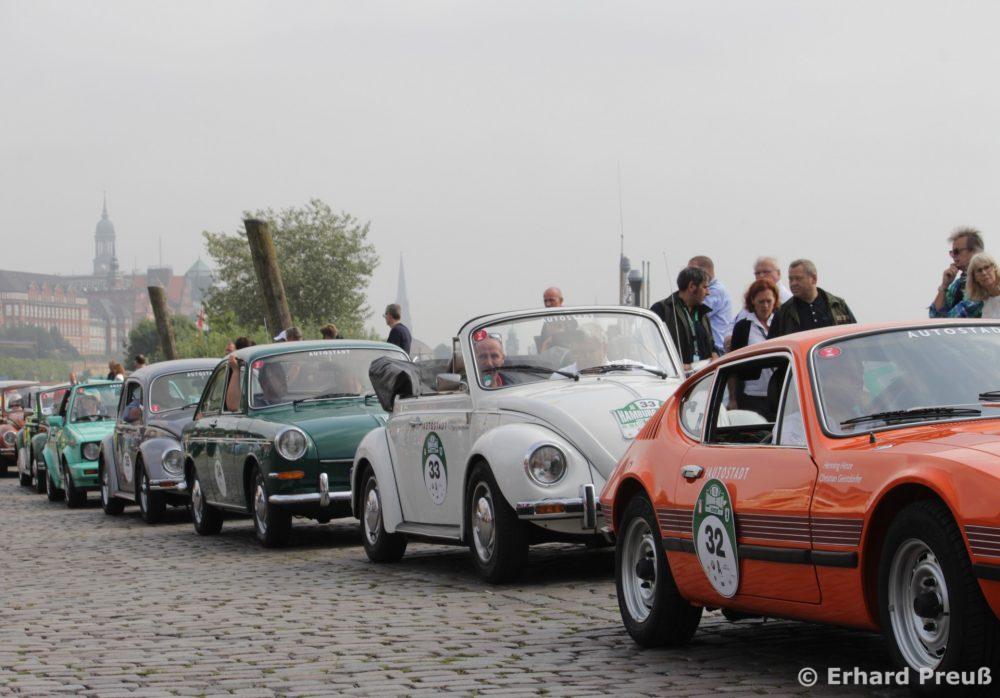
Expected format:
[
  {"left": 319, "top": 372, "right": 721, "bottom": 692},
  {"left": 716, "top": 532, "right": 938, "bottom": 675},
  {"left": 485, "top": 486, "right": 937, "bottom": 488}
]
[{"left": 965, "top": 252, "right": 1000, "bottom": 318}]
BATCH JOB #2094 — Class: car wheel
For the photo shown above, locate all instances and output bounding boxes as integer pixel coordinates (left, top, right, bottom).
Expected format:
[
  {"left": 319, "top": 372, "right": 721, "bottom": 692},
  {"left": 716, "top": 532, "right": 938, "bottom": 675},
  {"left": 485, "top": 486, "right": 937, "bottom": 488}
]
[
  {"left": 616, "top": 494, "right": 702, "bottom": 647},
  {"left": 18, "top": 449, "right": 31, "bottom": 487},
  {"left": 100, "top": 463, "right": 124, "bottom": 515},
  {"left": 64, "top": 464, "right": 86, "bottom": 508},
  {"left": 32, "top": 454, "right": 46, "bottom": 494},
  {"left": 360, "top": 467, "right": 407, "bottom": 563},
  {"left": 45, "top": 465, "right": 64, "bottom": 502},
  {"left": 879, "top": 499, "right": 1000, "bottom": 684},
  {"left": 190, "top": 469, "right": 223, "bottom": 535},
  {"left": 466, "top": 462, "right": 527, "bottom": 583},
  {"left": 252, "top": 468, "right": 291, "bottom": 548},
  {"left": 136, "top": 465, "right": 165, "bottom": 524}
]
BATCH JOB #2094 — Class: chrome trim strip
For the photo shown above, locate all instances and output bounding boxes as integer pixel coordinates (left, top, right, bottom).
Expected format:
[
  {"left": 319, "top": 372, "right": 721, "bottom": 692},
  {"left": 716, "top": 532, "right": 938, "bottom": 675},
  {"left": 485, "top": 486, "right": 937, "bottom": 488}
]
[
  {"left": 269, "top": 490, "right": 350, "bottom": 505},
  {"left": 149, "top": 479, "right": 187, "bottom": 492}
]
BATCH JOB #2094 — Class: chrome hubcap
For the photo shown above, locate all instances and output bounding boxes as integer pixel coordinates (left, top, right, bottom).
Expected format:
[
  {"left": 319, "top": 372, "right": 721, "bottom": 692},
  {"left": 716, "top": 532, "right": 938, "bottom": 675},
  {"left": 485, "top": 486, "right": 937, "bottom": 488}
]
[
  {"left": 363, "top": 483, "right": 381, "bottom": 545},
  {"left": 191, "top": 478, "right": 204, "bottom": 524},
  {"left": 100, "top": 467, "right": 109, "bottom": 504},
  {"left": 621, "top": 515, "right": 658, "bottom": 623},
  {"left": 254, "top": 483, "right": 268, "bottom": 535},
  {"left": 888, "top": 539, "right": 950, "bottom": 670},
  {"left": 138, "top": 470, "right": 148, "bottom": 512},
  {"left": 471, "top": 482, "right": 496, "bottom": 563}
]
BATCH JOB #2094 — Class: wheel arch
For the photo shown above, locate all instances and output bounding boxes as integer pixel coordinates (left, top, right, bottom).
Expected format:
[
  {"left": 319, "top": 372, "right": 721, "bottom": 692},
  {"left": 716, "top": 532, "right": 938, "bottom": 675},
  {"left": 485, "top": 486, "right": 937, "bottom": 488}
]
[
  {"left": 351, "top": 428, "right": 404, "bottom": 532},
  {"left": 242, "top": 454, "right": 263, "bottom": 511},
  {"left": 461, "top": 454, "right": 492, "bottom": 543},
  {"left": 611, "top": 475, "right": 653, "bottom": 532}
]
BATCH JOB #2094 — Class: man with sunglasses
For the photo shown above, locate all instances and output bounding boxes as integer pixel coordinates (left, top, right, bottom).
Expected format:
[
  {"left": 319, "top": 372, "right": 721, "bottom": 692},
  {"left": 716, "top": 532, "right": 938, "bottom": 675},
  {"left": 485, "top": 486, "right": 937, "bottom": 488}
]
[{"left": 930, "top": 227, "right": 985, "bottom": 318}]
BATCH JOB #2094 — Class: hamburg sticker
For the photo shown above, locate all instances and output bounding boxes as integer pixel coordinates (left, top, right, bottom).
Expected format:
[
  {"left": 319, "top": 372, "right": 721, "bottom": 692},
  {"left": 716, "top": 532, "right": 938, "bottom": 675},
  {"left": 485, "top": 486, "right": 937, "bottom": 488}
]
[
  {"left": 692, "top": 478, "right": 740, "bottom": 598},
  {"left": 611, "top": 399, "right": 663, "bottom": 439},
  {"left": 422, "top": 432, "right": 448, "bottom": 505}
]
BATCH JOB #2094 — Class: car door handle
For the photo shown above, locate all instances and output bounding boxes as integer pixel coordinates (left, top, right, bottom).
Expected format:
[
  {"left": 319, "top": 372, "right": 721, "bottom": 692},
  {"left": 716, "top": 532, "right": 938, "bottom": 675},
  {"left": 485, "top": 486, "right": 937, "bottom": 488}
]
[{"left": 681, "top": 464, "right": 704, "bottom": 481}]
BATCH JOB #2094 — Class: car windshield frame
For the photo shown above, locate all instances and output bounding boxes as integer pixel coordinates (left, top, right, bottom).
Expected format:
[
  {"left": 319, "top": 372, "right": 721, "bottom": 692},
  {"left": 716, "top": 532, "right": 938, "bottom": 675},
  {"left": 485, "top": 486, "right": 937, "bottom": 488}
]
[
  {"left": 69, "top": 383, "right": 122, "bottom": 424},
  {"left": 149, "top": 369, "right": 214, "bottom": 415},
  {"left": 467, "top": 308, "right": 681, "bottom": 391},
  {"left": 810, "top": 323, "right": 1000, "bottom": 438},
  {"left": 247, "top": 346, "right": 406, "bottom": 410}
]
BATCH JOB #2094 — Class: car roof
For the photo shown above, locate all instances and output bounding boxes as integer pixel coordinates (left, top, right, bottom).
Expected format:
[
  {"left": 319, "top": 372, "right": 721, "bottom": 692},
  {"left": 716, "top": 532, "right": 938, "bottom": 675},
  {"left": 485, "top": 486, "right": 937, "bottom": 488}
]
[
  {"left": 232, "top": 339, "right": 408, "bottom": 361},
  {"left": 127, "top": 358, "right": 220, "bottom": 383},
  {"left": 0, "top": 380, "right": 38, "bottom": 391}
]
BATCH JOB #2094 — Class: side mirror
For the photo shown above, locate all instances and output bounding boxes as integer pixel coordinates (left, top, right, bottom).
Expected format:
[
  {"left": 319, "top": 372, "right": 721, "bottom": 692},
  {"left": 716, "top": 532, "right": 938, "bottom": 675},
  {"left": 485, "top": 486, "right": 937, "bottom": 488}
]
[
  {"left": 22, "top": 409, "right": 34, "bottom": 417},
  {"left": 47, "top": 415, "right": 64, "bottom": 427},
  {"left": 436, "top": 373, "right": 466, "bottom": 392}
]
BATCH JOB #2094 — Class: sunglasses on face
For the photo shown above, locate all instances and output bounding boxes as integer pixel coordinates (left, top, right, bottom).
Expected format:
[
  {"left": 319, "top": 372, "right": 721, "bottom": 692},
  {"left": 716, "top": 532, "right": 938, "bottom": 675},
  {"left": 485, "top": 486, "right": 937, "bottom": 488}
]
[{"left": 950, "top": 248, "right": 972, "bottom": 257}]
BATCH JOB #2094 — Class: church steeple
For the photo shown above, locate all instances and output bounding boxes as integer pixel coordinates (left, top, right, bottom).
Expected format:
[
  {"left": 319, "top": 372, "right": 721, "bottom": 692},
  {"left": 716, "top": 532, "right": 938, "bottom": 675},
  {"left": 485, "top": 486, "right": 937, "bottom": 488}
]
[{"left": 93, "top": 194, "right": 117, "bottom": 276}]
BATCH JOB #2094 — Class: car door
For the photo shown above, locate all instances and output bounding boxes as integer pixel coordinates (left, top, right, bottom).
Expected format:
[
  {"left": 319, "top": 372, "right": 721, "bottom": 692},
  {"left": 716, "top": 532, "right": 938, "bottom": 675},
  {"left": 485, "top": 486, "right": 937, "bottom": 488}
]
[
  {"left": 674, "top": 353, "right": 821, "bottom": 604},
  {"left": 115, "top": 380, "right": 144, "bottom": 494},
  {"left": 188, "top": 364, "right": 229, "bottom": 503},
  {"left": 217, "top": 359, "right": 249, "bottom": 510}
]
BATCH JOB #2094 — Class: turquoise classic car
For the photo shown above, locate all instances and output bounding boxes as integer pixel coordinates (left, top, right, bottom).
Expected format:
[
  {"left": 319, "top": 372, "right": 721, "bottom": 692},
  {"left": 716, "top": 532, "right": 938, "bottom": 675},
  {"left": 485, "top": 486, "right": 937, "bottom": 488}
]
[
  {"left": 43, "top": 380, "right": 124, "bottom": 507},
  {"left": 183, "top": 340, "right": 409, "bottom": 547}
]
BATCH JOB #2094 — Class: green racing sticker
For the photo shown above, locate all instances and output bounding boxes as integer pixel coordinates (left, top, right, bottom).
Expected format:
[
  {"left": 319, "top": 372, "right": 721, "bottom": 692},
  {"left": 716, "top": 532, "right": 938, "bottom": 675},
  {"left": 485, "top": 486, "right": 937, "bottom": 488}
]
[
  {"left": 610, "top": 398, "right": 663, "bottom": 439},
  {"left": 692, "top": 478, "right": 739, "bottom": 598},
  {"left": 422, "top": 431, "right": 447, "bottom": 505}
]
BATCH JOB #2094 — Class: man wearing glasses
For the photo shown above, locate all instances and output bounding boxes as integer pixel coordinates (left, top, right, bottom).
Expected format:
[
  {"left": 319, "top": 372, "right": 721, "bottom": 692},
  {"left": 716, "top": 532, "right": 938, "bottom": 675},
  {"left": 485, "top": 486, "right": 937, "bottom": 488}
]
[
  {"left": 930, "top": 227, "right": 985, "bottom": 318},
  {"left": 751, "top": 256, "right": 792, "bottom": 303}
]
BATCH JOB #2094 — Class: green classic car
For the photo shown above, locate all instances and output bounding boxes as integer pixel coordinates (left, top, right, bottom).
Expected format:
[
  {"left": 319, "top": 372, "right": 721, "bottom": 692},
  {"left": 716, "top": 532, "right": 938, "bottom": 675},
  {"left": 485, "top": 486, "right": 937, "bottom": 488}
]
[
  {"left": 183, "top": 340, "right": 409, "bottom": 547},
  {"left": 43, "top": 380, "right": 124, "bottom": 507},
  {"left": 16, "top": 383, "right": 70, "bottom": 492}
]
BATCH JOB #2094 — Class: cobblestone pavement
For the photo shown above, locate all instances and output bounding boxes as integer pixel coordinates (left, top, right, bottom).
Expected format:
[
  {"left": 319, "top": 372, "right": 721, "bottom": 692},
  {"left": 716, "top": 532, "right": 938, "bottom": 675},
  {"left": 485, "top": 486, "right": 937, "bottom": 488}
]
[{"left": 0, "top": 474, "right": 907, "bottom": 697}]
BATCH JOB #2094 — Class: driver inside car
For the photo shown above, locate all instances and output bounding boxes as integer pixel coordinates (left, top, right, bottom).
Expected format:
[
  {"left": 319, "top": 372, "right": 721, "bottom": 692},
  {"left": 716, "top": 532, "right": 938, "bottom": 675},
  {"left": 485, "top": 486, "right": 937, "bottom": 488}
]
[
  {"left": 74, "top": 393, "right": 102, "bottom": 421},
  {"left": 475, "top": 336, "right": 514, "bottom": 388},
  {"left": 226, "top": 354, "right": 289, "bottom": 410}
]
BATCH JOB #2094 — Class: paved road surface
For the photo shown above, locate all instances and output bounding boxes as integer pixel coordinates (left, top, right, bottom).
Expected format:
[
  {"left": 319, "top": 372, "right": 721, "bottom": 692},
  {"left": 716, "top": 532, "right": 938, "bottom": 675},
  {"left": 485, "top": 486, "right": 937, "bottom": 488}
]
[{"left": 0, "top": 474, "right": 904, "bottom": 696}]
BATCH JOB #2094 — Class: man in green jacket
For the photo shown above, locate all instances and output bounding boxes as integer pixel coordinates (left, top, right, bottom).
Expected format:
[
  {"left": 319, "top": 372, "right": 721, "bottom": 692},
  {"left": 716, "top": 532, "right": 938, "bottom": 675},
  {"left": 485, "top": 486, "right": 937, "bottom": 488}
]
[
  {"left": 650, "top": 266, "right": 717, "bottom": 371},
  {"left": 768, "top": 259, "right": 856, "bottom": 338}
]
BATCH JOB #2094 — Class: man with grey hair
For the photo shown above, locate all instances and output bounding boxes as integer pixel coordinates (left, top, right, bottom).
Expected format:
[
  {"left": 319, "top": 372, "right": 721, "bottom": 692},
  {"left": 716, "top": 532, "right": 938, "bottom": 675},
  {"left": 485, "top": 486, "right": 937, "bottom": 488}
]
[
  {"left": 930, "top": 227, "right": 985, "bottom": 318},
  {"left": 384, "top": 303, "right": 412, "bottom": 354},
  {"left": 688, "top": 255, "right": 732, "bottom": 355},
  {"left": 752, "top": 256, "right": 792, "bottom": 303},
  {"left": 768, "top": 259, "right": 856, "bottom": 338}
]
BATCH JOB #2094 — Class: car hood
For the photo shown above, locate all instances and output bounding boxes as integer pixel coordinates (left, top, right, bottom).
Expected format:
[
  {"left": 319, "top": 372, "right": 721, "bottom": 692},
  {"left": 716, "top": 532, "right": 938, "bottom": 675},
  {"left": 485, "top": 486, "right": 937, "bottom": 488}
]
[
  {"left": 255, "top": 401, "right": 385, "bottom": 460},
  {"left": 69, "top": 421, "right": 116, "bottom": 441},
  {"left": 492, "top": 374, "right": 683, "bottom": 476}
]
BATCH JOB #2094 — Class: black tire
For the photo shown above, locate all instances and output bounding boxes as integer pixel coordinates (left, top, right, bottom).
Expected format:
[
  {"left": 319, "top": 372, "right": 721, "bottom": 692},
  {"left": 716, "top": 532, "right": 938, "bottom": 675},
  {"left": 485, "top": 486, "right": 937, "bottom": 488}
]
[
  {"left": 359, "top": 467, "right": 407, "bottom": 563},
  {"left": 252, "top": 468, "right": 291, "bottom": 548},
  {"left": 878, "top": 500, "right": 1000, "bottom": 693},
  {"left": 190, "top": 468, "right": 223, "bottom": 536},
  {"left": 64, "top": 464, "right": 86, "bottom": 508},
  {"left": 136, "top": 464, "right": 166, "bottom": 524},
  {"left": 100, "top": 462, "right": 124, "bottom": 515},
  {"left": 32, "top": 454, "right": 46, "bottom": 494},
  {"left": 465, "top": 462, "right": 528, "bottom": 583},
  {"left": 615, "top": 494, "right": 702, "bottom": 647},
  {"left": 46, "top": 465, "right": 64, "bottom": 502}
]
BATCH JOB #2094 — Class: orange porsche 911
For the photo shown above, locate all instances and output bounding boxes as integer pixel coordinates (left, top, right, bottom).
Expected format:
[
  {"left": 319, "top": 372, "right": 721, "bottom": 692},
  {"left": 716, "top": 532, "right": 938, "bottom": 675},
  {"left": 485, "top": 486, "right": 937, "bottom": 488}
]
[{"left": 600, "top": 320, "right": 1000, "bottom": 687}]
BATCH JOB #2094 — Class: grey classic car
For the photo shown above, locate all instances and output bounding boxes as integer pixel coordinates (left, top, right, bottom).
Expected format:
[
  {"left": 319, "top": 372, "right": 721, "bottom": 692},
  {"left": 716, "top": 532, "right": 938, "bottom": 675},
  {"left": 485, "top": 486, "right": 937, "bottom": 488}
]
[{"left": 99, "top": 358, "right": 217, "bottom": 523}]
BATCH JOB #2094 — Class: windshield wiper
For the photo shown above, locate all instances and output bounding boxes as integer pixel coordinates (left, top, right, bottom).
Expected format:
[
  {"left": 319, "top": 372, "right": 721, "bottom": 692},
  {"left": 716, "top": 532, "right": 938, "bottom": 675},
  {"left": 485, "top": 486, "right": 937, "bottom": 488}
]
[
  {"left": 579, "top": 363, "right": 669, "bottom": 379},
  {"left": 979, "top": 390, "right": 1000, "bottom": 401},
  {"left": 840, "top": 406, "right": 982, "bottom": 428},
  {"left": 293, "top": 392, "right": 361, "bottom": 407},
  {"left": 501, "top": 364, "right": 579, "bottom": 381}
]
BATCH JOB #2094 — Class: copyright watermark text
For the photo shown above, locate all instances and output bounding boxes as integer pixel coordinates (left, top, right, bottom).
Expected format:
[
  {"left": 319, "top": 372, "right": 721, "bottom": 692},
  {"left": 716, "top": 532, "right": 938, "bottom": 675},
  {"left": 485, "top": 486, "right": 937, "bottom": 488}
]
[{"left": 797, "top": 666, "right": 992, "bottom": 688}]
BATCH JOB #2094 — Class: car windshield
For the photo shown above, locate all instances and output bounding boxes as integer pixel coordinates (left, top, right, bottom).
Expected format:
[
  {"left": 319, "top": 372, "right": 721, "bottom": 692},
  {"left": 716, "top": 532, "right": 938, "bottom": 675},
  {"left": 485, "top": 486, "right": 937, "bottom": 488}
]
[
  {"left": 150, "top": 370, "right": 213, "bottom": 414},
  {"left": 70, "top": 384, "right": 122, "bottom": 423},
  {"left": 814, "top": 325, "right": 1000, "bottom": 435},
  {"left": 39, "top": 389, "right": 68, "bottom": 416},
  {"left": 249, "top": 347, "right": 403, "bottom": 408},
  {"left": 470, "top": 310, "right": 679, "bottom": 390}
]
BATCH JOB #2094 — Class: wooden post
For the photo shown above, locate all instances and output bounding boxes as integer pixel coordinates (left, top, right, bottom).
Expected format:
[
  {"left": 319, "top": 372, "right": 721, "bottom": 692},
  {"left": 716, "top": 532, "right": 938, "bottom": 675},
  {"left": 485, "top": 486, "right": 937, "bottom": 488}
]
[
  {"left": 147, "top": 286, "right": 178, "bottom": 360},
  {"left": 244, "top": 218, "right": 293, "bottom": 337}
]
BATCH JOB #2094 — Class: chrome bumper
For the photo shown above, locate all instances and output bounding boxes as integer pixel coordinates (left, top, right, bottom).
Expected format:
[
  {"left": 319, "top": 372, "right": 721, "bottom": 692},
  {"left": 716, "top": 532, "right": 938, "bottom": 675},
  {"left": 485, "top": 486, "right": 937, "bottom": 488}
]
[
  {"left": 268, "top": 472, "right": 350, "bottom": 507},
  {"left": 515, "top": 484, "right": 599, "bottom": 530},
  {"left": 149, "top": 478, "right": 187, "bottom": 492}
]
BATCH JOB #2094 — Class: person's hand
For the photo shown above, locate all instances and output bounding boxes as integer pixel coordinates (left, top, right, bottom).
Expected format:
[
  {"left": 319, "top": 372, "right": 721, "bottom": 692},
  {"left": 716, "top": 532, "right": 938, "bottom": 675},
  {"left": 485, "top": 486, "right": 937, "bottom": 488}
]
[
  {"left": 228, "top": 353, "right": 238, "bottom": 370},
  {"left": 941, "top": 264, "right": 959, "bottom": 289}
]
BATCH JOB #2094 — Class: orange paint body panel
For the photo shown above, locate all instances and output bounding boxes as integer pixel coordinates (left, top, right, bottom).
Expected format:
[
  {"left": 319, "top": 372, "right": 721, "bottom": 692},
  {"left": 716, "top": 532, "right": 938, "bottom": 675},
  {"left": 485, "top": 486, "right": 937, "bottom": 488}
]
[{"left": 601, "top": 320, "right": 1000, "bottom": 633}]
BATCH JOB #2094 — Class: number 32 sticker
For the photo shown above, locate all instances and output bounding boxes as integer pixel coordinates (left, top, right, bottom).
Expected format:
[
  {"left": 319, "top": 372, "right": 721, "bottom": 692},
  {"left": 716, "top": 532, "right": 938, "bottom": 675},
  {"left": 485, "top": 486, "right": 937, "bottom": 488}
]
[{"left": 692, "top": 478, "right": 740, "bottom": 598}]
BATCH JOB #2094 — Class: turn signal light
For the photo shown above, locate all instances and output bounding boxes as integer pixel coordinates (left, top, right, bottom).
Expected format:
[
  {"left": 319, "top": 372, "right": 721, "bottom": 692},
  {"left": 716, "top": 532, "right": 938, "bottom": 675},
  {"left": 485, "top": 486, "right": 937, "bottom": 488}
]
[
  {"left": 535, "top": 503, "right": 566, "bottom": 515},
  {"left": 273, "top": 470, "right": 305, "bottom": 480}
]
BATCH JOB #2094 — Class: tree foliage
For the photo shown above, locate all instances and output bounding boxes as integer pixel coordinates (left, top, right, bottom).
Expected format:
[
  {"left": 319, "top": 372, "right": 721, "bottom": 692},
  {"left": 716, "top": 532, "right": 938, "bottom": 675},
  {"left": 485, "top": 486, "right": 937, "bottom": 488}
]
[
  {"left": 0, "top": 325, "right": 79, "bottom": 360},
  {"left": 0, "top": 357, "right": 71, "bottom": 382},
  {"left": 201, "top": 199, "right": 378, "bottom": 337}
]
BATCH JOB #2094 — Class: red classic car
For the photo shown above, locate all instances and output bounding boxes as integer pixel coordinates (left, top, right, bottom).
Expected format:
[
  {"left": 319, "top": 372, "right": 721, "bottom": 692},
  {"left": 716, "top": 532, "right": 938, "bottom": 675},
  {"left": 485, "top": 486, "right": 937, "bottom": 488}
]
[
  {"left": 600, "top": 321, "right": 1000, "bottom": 691},
  {"left": 0, "top": 380, "right": 38, "bottom": 473}
]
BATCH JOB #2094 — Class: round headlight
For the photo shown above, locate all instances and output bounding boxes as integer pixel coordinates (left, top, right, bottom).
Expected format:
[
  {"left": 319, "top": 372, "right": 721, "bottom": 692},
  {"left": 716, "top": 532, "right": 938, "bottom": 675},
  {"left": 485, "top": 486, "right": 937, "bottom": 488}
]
[
  {"left": 162, "top": 447, "right": 184, "bottom": 475},
  {"left": 275, "top": 427, "right": 308, "bottom": 461},
  {"left": 2, "top": 431, "right": 15, "bottom": 445},
  {"left": 524, "top": 444, "right": 567, "bottom": 486},
  {"left": 82, "top": 442, "right": 101, "bottom": 461}
]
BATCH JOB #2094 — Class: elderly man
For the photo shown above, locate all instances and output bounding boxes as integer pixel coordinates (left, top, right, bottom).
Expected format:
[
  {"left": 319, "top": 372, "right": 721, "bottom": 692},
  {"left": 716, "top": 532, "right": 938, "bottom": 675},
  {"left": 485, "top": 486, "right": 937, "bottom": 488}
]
[
  {"left": 651, "top": 266, "right": 717, "bottom": 371},
  {"left": 752, "top": 256, "right": 792, "bottom": 303},
  {"left": 930, "top": 227, "right": 985, "bottom": 318},
  {"left": 543, "top": 287, "right": 564, "bottom": 308},
  {"left": 688, "top": 256, "right": 732, "bottom": 355},
  {"left": 768, "top": 259, "right": 856, "bottom": 338},
  {"left": 474, "top": 335, "right": 515, "bottom": 388}
]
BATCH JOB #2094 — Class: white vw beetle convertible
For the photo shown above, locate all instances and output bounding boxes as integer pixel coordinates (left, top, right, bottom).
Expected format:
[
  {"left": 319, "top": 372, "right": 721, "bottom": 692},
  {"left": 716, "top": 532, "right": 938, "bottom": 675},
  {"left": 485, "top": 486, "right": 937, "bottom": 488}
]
[{"left": 351, "top": 306, "right": 686, "bottom": 582}]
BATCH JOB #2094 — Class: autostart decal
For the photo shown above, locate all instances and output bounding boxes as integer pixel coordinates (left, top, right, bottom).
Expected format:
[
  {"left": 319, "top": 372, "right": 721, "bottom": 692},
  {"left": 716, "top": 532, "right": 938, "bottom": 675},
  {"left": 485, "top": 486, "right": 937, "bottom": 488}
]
[
  {"left": 611, "top": 399, "right": 662, "bottom": 439},
  {"left": 692, "top": 478, "right": 740, "bottom": 598},
  {"left": 422, "top": 431, "right": 447, "bottom": 505}
]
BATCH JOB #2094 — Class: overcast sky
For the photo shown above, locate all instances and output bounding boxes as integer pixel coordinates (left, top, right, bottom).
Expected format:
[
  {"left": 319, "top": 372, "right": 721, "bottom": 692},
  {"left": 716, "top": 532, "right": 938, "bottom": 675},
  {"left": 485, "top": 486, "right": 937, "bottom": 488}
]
[{"left": 3, "top": 1, "right": 998, "bottom": 348}]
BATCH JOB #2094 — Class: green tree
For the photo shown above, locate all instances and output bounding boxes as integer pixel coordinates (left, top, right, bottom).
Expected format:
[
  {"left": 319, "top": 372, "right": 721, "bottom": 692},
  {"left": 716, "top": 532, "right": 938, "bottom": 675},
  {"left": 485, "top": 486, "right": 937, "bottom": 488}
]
[
  {"left": 202, "top": 199, "right": 378, "bottom": 336},
  {"left": 124, "top": 316, "right": 201, "bottom": 365},
  {"left": 0, "top": 326, "right": 78, "bottom": 360}
]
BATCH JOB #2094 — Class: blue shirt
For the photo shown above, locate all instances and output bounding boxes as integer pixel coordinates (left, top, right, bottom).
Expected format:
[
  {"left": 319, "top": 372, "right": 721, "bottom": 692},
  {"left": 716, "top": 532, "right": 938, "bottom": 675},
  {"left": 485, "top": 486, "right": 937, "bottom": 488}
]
[{"left": 703, "top": 278, "right": 733, "bottom": 354}]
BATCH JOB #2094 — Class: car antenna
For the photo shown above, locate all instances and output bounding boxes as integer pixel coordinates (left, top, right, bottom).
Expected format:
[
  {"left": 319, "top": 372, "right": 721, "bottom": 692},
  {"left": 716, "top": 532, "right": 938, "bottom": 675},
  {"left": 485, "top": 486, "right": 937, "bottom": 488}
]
[{"left": 869, "top": 431, "right": 877, "bottom": 445}]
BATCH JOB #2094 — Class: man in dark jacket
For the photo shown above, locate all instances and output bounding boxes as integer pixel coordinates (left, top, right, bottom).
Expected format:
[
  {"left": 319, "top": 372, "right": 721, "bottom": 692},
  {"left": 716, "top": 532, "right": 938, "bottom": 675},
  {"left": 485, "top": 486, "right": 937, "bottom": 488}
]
[
  {"left": 650, "top": 266, "right": 717, "bottom": 370},
  {"left": 768, "top": 259, "right": 856, "bottom": 338},
  {"left": 384, "top": 303, "right": 412, "bottom": 354}
]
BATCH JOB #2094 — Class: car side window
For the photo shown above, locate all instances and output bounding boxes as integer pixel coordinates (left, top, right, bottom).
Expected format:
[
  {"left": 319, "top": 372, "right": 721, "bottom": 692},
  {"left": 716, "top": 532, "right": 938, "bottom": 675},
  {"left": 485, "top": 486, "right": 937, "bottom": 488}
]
[
  {"left": 708, "top": 355, "right": 791, "bottom": 446},
  {"left": 121, "top": 382, "right": 143, "bottom": 424},
  {"left": 776, "top": 372, "right": 807, "bottom": 447},
  {"left": 680, "top": 374, "right": 714, "bottom": 439},
  {"left": 201, "top": 367, "right": 228, "bottom": 415}
]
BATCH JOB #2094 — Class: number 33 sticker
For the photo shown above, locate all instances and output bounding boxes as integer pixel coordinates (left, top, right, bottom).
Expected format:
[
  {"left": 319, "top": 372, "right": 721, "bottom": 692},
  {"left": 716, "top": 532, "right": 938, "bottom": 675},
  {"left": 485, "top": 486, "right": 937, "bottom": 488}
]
[{"left": 692, "top": 478, "right": 740, "bottom": 598}]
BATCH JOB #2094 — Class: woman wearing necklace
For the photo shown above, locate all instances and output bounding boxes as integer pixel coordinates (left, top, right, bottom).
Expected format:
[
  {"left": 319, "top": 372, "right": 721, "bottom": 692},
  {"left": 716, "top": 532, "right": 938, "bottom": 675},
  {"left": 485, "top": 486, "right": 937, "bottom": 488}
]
[{"left": 966, "top": 253, "right": 1000, "bottom": 318}]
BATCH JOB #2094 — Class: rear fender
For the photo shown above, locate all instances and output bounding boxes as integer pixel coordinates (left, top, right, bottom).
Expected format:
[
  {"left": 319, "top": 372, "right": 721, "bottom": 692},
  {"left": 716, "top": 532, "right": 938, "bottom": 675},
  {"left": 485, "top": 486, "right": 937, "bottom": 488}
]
[{"left": 351, "top": 427, "right": 403, "bottom": 532}]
